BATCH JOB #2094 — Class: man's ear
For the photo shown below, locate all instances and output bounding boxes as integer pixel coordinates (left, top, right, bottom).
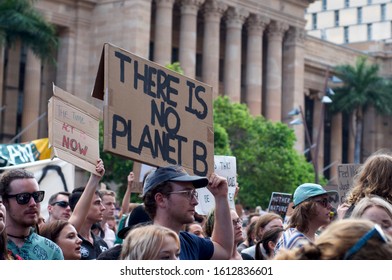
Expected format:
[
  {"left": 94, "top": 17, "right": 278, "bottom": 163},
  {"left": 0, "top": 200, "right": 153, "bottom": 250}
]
[
  {"left": 47, "top": 204, "right": 53, "bottom": 214},
  {"left": 155, "top": 193, "right": 167, "bottom": 208}
]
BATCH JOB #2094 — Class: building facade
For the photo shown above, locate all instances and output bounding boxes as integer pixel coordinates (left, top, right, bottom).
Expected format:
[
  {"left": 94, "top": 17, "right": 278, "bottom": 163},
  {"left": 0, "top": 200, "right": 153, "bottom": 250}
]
[
  {"left": 1, "top": 0, "right": 392, "bottom": 186},
  {"left": 306, "top": 0, "right": 392, "bottom": 44}
]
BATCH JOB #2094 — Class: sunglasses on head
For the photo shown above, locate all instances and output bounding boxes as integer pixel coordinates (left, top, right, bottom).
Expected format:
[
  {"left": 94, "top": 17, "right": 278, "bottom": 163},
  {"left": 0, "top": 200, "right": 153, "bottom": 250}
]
[
  {"left": 51, "top": 201, "right": 69, "bottom": 208},
  {"left": 5, "top": 191, "right": 45, "bottom": 205}
]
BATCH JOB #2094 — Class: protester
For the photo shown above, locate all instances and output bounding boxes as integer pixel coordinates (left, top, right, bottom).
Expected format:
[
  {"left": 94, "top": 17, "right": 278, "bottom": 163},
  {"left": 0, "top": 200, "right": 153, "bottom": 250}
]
[
  {"left": 98, "top": 189, "right": 117, "bottom": 248},
  {"left": 46, "top": 191, "right": 72, "bottom": 223},
  {"left": 0, "top": 194, "right": 22, "bottom": 260},
  {"left": 274, "top": 183, "right": 337, "bottom": 255},
  {"left": 204, "top": 209, "right": 244, "bottom": 260},
  {"left": 142, "top": 165, "right": 233, "bottom": 260},
  {"left": 39, "top": 220, "right": 82, "bottom": 260},
  {"left": 0, "top": 169, "right": 64, "bottom": 259},
  {"left": 255, "top": 227, "right": 284, "bottom": 260},
  {"left": 350, "top": 195, "right": 392, "bottom": 236},
  {"left": 237, "top": 213, "right": 260, "bottom": 253},
  {"left": 68, "top": 159, "right": 108, "bottom": 260},
  {"left": 274, "top": 219, "right": 392, "bottom": 260},
  {"left": 120, "top": 224, "right": 180, "bottom": 260},
  {"left": 241, "top": 212, "right": 283, "bottom": 259},
  {"left": 97, "top": 204, "right": 152, "bottom": 260},
  {"left": 185, "top": 221, "right": 205, "bottom": 238},
  {"left": 340, "top": 151, "right": 392, "bottom": 218}
]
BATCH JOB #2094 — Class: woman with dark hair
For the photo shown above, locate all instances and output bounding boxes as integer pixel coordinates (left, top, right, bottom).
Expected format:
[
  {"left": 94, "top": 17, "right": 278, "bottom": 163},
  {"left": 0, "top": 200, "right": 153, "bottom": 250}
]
[
  {"left": 0, "top": 194, "right": 22, "bottom": 260},
  {"left": 40, "top": 220, "right": 82, "bottom": 260},
  {"left": 255, "top": 227, "right": 284, "bottom": 260}
]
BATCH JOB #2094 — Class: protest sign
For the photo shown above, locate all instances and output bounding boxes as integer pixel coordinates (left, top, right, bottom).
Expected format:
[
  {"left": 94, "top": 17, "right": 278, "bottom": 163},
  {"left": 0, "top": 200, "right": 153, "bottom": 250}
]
[
  {"left": 91, "top": 43, "right": 214, "bottom": 177},
  {"left": 0, "top": 158, "right": 75, "bottom": 220},
  {"left": 48, "top": 84, "right": 101, "bottom": 175},
  {"left": 267, "top": 192, "right": 291, "bottom": 220},
  {"left": 0, "top": 138, "right": 51, "bottom": 167},
  {"left": 131, "top": 161, "right": 156, "bottom": 193},
  {"left": 195, "top": 156, "right": 236, "bottom": 215},
  {"left": 337, "top": 164, "right": 361, "bottom": 204}
]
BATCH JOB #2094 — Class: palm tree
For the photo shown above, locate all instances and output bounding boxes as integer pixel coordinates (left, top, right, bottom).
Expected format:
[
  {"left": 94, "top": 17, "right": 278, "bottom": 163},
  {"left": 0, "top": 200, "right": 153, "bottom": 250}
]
[
  {"left": 330, "top": 56, "right": 392, "bottom": 163},
  {"left": 0, "top": 0, "right": 58, "bottom": 62}
]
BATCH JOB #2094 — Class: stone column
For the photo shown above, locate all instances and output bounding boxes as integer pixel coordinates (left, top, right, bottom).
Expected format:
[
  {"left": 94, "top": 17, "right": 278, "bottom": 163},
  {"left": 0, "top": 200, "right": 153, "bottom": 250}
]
[
  {"left": 223, "top": 7, "right": 248, "bottom": 103},
  {"left": 154, "top": 0, "right": 175, "bottom": 66},
  {"left": 3, "top": 41, "right": 21, "bottom": 142},
  {"left": 313, "top": 97, "right": 324, "bottom": 178},
  {"left": 265, "top": 21, "right": 288, "bottom": 122},
  {"left": 179, "top": 0, "right": 204, "bottom": 78},
  {"left": 21, "top": 50, "right": 41, "bottom": 142},
  {"left": 202, "top": 0, "right": 227, "bottom": 98},
  {"left": 283, "top": 26, "right": 306, "bottom": 151},
  {"left": 245, "top": 14, "right": 269, "bottom": 116},
  {"left": 330, "top": 112, "right": 342, "bottom": 184}
]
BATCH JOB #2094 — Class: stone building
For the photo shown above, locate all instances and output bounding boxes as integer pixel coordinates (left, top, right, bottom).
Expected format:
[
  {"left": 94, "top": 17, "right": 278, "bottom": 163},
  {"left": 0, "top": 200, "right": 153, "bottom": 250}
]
[{"left": 1, "top": 0, "right": 392, "bottom": 185}]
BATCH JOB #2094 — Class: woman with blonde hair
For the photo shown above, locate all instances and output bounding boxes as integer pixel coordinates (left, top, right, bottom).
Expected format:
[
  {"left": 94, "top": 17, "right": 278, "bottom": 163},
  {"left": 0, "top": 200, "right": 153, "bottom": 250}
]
[
  {"left": 120, "top": 224, "right": 180, "bottom": 260},
  {"left": 274, "top": 219, "right": 392, "bottom": 260},
  {"left": 341, "top": 151, "right": 392, "bottom": 218},
  {"left": 350, "top": 195, "right": 392, "bottom": 236}
]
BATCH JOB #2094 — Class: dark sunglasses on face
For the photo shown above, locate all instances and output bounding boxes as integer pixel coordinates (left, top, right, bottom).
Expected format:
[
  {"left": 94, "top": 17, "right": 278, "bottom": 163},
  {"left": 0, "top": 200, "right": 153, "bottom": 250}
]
[
  {"left": 51, "top": 201, "right": 69, "bottom": 208},
  {"left": 313, "top": 197, "right": 331, "bottom": 208},
  {"left": 5, "top": 191, "right": 45, "bottom": 205}
]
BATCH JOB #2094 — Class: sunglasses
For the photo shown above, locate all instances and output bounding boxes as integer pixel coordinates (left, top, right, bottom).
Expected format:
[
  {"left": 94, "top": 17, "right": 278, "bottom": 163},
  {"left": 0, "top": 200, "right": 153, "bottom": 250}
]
[
  {"left": 343, "top": 224, "right": 388, "bottom": 260},
  {"left": 313, "top": 197, "right": 331, "bottom": 208},
  {"left": 51, "top": 201, "right": 69, "bottom": 208},
  {"left": 5, "top": 191, "right": 45, "bottom": 205},
  {"left": 232, "top": 218, "right": 243, "bottom": 227}
]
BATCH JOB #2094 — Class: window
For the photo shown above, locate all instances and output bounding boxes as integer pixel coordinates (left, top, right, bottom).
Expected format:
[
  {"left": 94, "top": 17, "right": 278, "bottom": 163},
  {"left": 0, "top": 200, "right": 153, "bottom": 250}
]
[
  {"left": 357, "top": 7, "right": 362, "bottom": 24},
  {"left": 335, "top": 10, "right": 340, "bottom": 27},
  {"left": 344, "top": 0, "right": 350, "bottom": 8},
  {"left": 381, "top": 4, "right": 386, "bottom": 21},
  {"left": 321, "top": 29, "right": 326, "bottom": 40},
  {"left": 367, "top": 23, "right": 372, "bottom": 40},
  {"left": 322, "top": 0, "right": 327, "bottom": 11},
  {"left": 344, "top": 26, "right": 349, "bottom": 43},
  {"left": 312, "top": 13, "right": 317, "bottom": 29},
  {"left": 367, "top": 0, "right": 372, "bottom": 4}
]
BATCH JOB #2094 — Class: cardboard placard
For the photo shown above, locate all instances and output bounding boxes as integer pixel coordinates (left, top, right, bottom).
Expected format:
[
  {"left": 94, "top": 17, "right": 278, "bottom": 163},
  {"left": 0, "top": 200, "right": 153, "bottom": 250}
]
[
  {"left": 91, "top": 43, "right": 214, "bottom": 177},
  {"left": 48, "top": 84, "right": 101, "bottom": 175},
  {"left": 267, "top": 192, "right": 291, "bottom": 220},
  {"left": 131, "top": 162, "right": 156, "bottom": 193},
  {"left": 195, "top": 155, "right": 237, "bottom": 215},
  {"left": 337, "top": 164, "right": 361, "bottom": 204}
]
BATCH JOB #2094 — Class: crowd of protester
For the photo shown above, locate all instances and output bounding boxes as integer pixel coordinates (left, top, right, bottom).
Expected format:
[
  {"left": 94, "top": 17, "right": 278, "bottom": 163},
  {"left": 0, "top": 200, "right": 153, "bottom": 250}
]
[{"left": 1, "top": 150, "right": 392, "bottom": 260}]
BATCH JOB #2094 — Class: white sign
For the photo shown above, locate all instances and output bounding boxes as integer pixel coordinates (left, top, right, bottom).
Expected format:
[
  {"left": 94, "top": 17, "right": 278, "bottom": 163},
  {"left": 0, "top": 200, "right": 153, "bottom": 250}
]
[{"left": 196, "top": 155, "right": 237, "bottom": 215}]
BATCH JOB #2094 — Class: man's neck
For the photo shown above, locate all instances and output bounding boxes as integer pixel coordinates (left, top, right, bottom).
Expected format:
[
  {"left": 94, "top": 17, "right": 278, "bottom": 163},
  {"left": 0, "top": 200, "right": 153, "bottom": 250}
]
[{"left": 153, "top": 216, "right": 183, "bottom": 234}]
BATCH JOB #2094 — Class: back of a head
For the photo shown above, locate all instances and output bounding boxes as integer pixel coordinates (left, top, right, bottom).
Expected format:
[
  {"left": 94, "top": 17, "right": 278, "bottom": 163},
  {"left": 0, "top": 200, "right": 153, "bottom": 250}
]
[{"left": 254, "top": 212, "right": 282, "bottom": 240}]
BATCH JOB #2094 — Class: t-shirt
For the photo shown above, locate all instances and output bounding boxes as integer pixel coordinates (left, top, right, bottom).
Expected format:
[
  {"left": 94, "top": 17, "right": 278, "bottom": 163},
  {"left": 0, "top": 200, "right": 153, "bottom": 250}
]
[
  {"left": 79, "top": 232, "right": 109, "bottom": 260},
  {"left": 7, "top": 231, "right": 64, "bottom": 260},
  {"left": 274, "top": 227, "right": 310, "bottom": 256},
  {"left": 179, "top": 231, "right": 214, "bottom": 260},
  {"left": 103, "top": 223, "right": 116, "bottom": 248}
]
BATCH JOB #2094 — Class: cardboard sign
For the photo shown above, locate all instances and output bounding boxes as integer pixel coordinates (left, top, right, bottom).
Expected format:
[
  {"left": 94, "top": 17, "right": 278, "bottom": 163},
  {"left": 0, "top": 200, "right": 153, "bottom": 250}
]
[
  {"left": 48, "top": 84, "right": 101, "bottom": 175},
  {"left": 195, "top": 156, "right": 237, "bottom": 215},
  {"left": 91, "top": 43, "right": 214, "bottom": 177},
  {"left": 0, "top": 138, "right": 51, "bottom": 167},
  {"left": 131, "top": 162, "right": 156, "bottom": 193},
  {"left": 267, "top": 192, "right": 291, "bottom": 220},
  {"left": 337, "top": 164, "right": 361, "bottom": 204},
  {"left": 0, "top": 158, "right": 75, "bottom": 221}
]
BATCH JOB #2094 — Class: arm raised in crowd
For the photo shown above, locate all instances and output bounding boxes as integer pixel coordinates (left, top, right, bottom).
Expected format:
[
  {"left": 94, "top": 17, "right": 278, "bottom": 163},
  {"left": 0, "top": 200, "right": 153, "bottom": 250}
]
[
  {"left": 207, "top": 173, "right": 234, "bottom": 260},
  {"left": 69, "top": 159, "right": 105, "bottom": 232},
  {"left": 118, "top": 171, "right": 135, "bottom": 217}
]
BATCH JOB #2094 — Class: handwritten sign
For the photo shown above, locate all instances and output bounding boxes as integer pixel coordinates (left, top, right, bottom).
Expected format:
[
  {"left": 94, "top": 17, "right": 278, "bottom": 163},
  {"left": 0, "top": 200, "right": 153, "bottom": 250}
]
[
  {"left": 267, "top": 192, "right": 291, "bottom": 220},
  {"left": 48, "top": 84, "right": 101, "bottom": 175},
  {"left": 337, "top": 164, "right": 361, "bottom": 204},
  {"left": 195, "top": 155, "right": 236, "bottom": 215},
  {"left": 91, "top": 43, "right": 214, "bottom": 176}
]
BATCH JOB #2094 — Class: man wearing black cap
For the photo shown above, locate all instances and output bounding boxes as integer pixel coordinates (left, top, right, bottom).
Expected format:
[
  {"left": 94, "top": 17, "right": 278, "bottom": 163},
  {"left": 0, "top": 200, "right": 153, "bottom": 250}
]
[{"left": 142, "top": 165, "right": 233, "bottom": 260}]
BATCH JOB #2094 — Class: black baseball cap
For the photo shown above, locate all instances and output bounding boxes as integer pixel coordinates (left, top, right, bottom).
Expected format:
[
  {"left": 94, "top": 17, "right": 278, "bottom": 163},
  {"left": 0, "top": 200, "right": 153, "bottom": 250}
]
[
  {"left": 117, "top": 205, "right": 152, "bottom": 239},
  {"left": 141, "top": 165, "right": 209, "bottom": 197}
]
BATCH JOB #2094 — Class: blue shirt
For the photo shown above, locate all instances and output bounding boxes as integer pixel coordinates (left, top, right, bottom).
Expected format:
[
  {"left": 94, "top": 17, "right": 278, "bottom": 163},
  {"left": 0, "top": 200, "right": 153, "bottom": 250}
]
[{"left": 179, "top": 231, "right": 214, "bottom": 260}]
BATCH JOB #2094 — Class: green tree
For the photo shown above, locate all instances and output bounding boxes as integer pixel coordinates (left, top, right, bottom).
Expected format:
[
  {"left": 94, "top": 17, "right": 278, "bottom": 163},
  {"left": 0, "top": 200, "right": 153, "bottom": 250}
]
[
  {"left": 330, "top": 56, "right": 392, "bottom": 163},
  {"left": 0, "top": 0, "right": 58, "bottom": 62},
  {"left": 165, "top": 62, "right": 184, "bottom": 75},
  {"left": 214, "top": 96, "right": 316, "bottom": 209}
]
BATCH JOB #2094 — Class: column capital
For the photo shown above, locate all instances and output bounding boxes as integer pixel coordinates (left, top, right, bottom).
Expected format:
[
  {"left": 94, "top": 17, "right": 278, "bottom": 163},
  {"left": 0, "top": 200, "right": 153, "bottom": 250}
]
[
  {"left": 180, "top": 0, "right": 205, "bottom": 14},
  {"left": 285, "top": 26, "right": 306, "bottom": 46},
  {"left": 156, "top": 0, "right": 175, "bottom": 8},
  {"left": 246, "top": 14, "right": 270, "bottom": 34},
  {"left": 202, "top": 0, "right": 227, "bottom": 21},
  {"left": 225, "top": 6, "right": 249, "bottom": 29},
  {"left": 267, "top": 20, "right": 289, "bottom": 39}
]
